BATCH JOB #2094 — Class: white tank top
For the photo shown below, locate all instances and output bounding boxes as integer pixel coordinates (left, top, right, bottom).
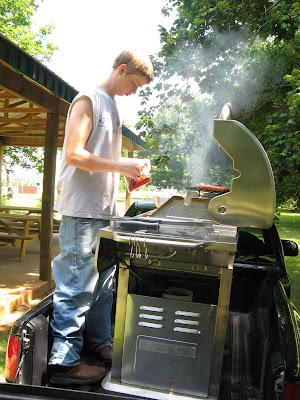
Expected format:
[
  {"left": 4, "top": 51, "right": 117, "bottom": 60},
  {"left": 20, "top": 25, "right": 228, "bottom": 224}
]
[{"left": 54, "top": 86, "right": 122, "bottom": 219}]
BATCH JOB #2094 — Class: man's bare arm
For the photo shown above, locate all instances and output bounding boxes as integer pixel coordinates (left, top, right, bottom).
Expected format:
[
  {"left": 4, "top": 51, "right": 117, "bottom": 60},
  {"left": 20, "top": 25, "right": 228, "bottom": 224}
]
[{"left": 64, "top": 96, "right": 141, "bottom": 179}]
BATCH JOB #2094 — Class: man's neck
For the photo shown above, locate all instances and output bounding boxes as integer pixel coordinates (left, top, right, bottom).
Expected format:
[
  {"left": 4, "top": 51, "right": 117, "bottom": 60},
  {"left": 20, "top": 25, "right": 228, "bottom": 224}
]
[{"left": 100, "top": 71, "right": 117, "bottom": 99}]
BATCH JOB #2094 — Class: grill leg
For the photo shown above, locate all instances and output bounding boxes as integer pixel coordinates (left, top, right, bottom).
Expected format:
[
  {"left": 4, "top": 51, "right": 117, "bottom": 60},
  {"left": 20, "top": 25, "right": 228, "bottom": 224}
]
[
  {"left": 209, "top": 266, "right": 233, "bottom": 397},
  {"left": 111, "top": 263, "right": 129, "bottom": 382}
]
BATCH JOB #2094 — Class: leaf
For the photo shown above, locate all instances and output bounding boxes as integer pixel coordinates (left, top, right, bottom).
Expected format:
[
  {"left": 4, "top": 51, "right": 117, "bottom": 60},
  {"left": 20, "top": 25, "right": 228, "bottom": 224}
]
[
  {"left": 216, "top": 1, "right": 229, "bottom": 10},
  {"left": 145, "top": 138, "right": 156, "bottom": 148}
]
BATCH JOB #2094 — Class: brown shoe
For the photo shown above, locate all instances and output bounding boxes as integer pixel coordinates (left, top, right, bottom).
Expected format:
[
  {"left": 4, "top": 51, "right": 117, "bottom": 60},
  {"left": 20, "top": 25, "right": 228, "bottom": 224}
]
[
  {"left": 50, "top": 363, "right": 108, "bottom": 385},
  {"left": 95, "top": 345, "right": 113, "bottom": 364}
]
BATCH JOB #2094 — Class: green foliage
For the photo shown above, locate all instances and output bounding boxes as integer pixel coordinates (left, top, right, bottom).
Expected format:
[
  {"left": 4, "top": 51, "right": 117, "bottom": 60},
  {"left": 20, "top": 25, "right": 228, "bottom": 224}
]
[
  {"left": 0, "top": 330, "right": 9, "bottom": 380},
  {"left": 118, "top": 175, "right": 127, "bottom": 193},
  {"left": 138, "top": 0, "right": 300, "bottom": 207},
  {"left": 138, "top": 95, "right": 235, "bottom": 190},
  {"left": 0, "top": 195, "right": 9, "bottom": 206},
  {"left": 3, "top": 147, "right": 44, "bottom": 174},
  {"left": 35, "top": 196, "right": 43, "bottom": 208},
  {"left": 262, "top": 68, "right": 300, "bottom": 209},
  {"left": 0, "top": 0, "right": 58, "bottom": 62},
  {"left": 118, "top": 149, "right": 129, "bottom": 192},
  {"left": 0, "top": 0, "right": 58, "bottom": 188}
]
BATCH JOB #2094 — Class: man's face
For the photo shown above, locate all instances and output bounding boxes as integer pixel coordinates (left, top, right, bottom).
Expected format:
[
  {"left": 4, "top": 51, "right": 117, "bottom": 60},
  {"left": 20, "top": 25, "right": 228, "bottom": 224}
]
[{"left": 117, "top": 65, "right": 148, "bottom": 97}]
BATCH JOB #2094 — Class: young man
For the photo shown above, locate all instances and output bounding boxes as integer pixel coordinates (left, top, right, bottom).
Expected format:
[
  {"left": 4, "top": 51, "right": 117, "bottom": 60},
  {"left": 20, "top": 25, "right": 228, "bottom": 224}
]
[{"left": 49, "top": 50, "right": 154, "bottom": 386}]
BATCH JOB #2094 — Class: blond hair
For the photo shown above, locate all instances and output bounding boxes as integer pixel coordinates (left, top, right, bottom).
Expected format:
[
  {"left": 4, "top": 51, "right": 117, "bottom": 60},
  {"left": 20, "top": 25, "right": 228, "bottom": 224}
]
[{"left": 113, "top": 50, "right": 154, "bottom": 83}]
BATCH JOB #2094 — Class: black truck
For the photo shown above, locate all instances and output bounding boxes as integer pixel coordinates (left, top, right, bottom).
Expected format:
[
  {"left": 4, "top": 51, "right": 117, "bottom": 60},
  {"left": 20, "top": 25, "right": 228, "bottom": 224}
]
[{"left": 2, "top": 106, "right": 300, "bottom": 400}]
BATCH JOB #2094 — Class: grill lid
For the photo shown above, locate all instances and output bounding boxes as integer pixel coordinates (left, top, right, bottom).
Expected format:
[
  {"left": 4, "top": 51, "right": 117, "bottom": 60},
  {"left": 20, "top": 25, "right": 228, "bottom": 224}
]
[{"left": 150, "top": 104, "right": 275, "bottom": 229}]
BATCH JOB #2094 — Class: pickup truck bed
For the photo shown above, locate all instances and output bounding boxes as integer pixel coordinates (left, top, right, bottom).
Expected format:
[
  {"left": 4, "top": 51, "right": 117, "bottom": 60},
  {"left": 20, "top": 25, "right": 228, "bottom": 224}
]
[
  {"left": 4, "top": 251, "right": 298, "bottom": 400},
  {"left": 0, "top": 296, "right": 277, "bottom": 400},
  {"left": 3, "top": 204, "right": 300, "bottom": 399}
]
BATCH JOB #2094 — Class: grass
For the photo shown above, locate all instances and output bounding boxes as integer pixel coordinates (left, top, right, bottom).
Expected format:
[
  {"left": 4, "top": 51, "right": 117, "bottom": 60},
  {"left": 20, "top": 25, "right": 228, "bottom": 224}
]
[
  {"left": 0, "top": 322, "right": 14, "bottom": 382},
  {"left": 0, "top": 212, "right": 299, "bottom": 381},
  {"left": 0, "top": 333, "right": 7, "bottom": 382}
]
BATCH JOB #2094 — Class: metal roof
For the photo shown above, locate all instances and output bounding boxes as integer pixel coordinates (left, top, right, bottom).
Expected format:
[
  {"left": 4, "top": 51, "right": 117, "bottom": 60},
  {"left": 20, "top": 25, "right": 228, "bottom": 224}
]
[{"left": 0, "top": 33, "right": 144, "bottom": 150}]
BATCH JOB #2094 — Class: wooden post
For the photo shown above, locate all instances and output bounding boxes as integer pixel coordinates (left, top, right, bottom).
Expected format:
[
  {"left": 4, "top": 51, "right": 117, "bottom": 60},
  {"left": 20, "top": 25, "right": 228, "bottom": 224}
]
[
  {"left": 0, "top": 141, "right": 3, "bottom": 205},
  {"left": 125, "top": 151, "right": 134, "bottom": 212},
  {"left": 40, "top": 112, "right": 59, "bottom": 281}
]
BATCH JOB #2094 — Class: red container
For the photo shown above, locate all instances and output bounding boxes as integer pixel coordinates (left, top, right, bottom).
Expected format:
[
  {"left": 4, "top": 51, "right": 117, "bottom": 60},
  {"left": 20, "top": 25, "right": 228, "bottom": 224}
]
[{"left": 127, "top": 160, "right": 151, "bottom": 192}]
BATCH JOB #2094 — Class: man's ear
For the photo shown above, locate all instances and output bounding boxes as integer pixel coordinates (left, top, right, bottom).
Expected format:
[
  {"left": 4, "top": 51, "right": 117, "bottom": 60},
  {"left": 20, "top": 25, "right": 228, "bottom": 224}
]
[{"left": 118, "top": 64, "right": 127, "bottom": 75}]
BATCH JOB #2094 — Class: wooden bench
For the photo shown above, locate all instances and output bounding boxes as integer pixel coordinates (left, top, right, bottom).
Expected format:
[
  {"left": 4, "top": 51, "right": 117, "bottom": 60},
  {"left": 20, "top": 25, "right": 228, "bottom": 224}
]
[
  {"left": 0, "top": 214, "right": 42, "bottom": 262},
  {"left": 1, "top": 219, "right": 59, "bottom": 233},
  {"left": 0, "top": 210, "right": 60, "bottom": 262},
  {"left": 0, "top": 232, "right": 40, "bottom": 261},
  {"left": 0, "top": 206, "right": 42, "bottom": 214},
  {"left": 0, "top": 221, "right": 40, "bottom": 232},
  {"left": 0, "top": 232, "right": 38, "bottom": 243}
]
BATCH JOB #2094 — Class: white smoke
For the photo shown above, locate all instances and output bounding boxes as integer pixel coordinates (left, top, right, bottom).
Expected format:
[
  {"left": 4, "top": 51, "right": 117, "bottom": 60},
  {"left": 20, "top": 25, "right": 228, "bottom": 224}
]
[{"left": 151, "top": 29, "right": 273, "bottom": 189}]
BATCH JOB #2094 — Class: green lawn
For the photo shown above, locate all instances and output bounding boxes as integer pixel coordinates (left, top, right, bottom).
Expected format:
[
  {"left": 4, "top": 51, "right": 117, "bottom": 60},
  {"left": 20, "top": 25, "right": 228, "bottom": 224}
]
[{"left": 0, "top": 332, "right": 7, "bottom": 382}]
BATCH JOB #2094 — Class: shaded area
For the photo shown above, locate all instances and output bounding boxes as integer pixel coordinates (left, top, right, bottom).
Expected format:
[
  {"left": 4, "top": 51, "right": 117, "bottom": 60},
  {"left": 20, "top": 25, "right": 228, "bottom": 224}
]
[{"left": 0, "top": 233, "right": 59, "bottom": 318}]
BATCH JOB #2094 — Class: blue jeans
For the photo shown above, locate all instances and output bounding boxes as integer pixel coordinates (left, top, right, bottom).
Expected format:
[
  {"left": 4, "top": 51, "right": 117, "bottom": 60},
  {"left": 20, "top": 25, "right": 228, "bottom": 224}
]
[{"left": 49, "top": 216, "right": 115, "bottom": 367}]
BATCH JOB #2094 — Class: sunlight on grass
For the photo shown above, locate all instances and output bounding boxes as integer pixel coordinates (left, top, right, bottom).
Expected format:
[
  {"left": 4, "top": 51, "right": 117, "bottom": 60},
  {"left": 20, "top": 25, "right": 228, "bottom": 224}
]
[{"left": 0, "top": 331, "right": 9, "bottom": 380}]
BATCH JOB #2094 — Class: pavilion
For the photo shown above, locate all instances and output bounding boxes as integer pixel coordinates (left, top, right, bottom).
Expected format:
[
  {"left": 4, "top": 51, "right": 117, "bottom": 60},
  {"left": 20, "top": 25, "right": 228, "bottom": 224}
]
[{"left": 0, "top": 33, "right": 144, "bottom": 282}]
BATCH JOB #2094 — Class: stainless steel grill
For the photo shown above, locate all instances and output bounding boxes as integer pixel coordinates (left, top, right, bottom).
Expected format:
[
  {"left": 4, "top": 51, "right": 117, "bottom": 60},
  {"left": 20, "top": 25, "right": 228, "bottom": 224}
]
[
  {"left": 98, "top": 104, "right": 276, "bottom": 400},
  {"left": 121, "top": 294, "right": 218, "bottom": 397}
]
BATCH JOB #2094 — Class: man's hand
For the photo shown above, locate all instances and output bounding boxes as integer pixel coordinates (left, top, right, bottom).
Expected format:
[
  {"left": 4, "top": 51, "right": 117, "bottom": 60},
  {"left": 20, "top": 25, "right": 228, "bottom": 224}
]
[
  {"left": 119, "top": 158, "right": 151, "bottom": 180},
  {"left": 118, "top": 159, "right": 141, "bottom": 180}
]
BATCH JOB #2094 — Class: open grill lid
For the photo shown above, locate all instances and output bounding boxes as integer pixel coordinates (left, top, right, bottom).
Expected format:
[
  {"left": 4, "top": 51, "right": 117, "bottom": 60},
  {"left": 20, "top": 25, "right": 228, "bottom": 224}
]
[
  {"left": 208, "top": 104, "right": 275, "bottom": 228},
  {"left": 147, "top": 103, "right": 275, "bottom": 230}
]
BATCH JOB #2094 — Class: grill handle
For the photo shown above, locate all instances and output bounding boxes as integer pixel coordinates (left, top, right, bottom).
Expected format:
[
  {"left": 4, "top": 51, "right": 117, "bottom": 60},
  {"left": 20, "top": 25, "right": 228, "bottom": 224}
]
[
  {"left": 112, "top": 233, "right": 204, "bottom": 249},
  {"left": 116, "top": 220, "right": 160, "bottom": 232}
]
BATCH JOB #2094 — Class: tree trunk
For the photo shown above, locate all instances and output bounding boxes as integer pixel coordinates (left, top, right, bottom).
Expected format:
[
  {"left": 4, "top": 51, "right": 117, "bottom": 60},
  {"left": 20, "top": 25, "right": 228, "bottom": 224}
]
[{"left": 3, "top": 161, "right": 13, "bottom": 200}]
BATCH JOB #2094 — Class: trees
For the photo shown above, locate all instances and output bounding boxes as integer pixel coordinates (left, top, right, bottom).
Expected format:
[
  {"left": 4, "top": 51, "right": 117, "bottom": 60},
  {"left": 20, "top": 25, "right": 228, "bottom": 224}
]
[
  {"left": 138, "top": 95, "right": 235, "bottom": 191},
  {"left": 0, "top": 0, "right": 57, "bottom": 62},
  {"left": 138, "top": 0, "right": 299, "bottom": 208},
  {"left": 0, "top": 0, "right": 57, "bottom": 198}
]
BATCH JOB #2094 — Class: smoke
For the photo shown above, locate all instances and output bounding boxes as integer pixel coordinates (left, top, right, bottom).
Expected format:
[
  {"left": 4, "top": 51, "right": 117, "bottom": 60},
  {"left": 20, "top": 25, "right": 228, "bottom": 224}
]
[
  {"left": 185, "top": 120, "right": 235, "bottom": 189},
  {"left": 153, "top": 29, "right": 274, "bottom": 189}
]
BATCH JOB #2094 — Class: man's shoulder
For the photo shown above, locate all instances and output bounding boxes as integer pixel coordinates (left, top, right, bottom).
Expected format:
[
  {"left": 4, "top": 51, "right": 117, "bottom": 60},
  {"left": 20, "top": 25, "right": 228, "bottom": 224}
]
[{"left": 77, "top": 86, "right": 99, "bottom": 99}]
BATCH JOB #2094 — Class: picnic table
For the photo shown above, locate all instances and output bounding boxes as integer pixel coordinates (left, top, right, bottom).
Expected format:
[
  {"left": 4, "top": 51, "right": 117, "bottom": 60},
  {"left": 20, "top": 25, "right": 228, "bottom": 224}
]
[
  {"left": 0, "top": 205, "right": 61, "bottom": 261},
  {"left": 0, "top": 206, "right": 60, "bottom": 231},
  {"left": 0, "top": 206, "right": 42, "bottom": 214},
  {"left": 0, "top": 213, "right": 41, "bottom": 262}
]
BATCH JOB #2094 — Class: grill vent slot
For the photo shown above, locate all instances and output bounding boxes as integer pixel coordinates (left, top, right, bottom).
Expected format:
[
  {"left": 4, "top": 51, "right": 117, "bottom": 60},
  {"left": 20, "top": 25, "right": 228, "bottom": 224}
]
[
  {"left": 174, "top": 309, "right": 202, "bottom": 335},
  {"left": 138, "top": 304, "right": 165, "bottom": 329},
  {"left": 139, "top": 313, "right": 164, "bottom": 321},
  {"left": 174, "top": 319, "right": 200, "bottom": 326},
  {"left": 138, "top": 322, "right": 163, "bottom": 329},
  {"left": 137, "top": 305, "right": 203, "bottom": 334},
  {"left": 175, "top": 311, "right": 201, "bottom": 317},
  {"left": 140, "top": 305, "right": 164, "bottom": 312},
  {"left": 174, "top": 327, "right": 201, "bottom": 334}
]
